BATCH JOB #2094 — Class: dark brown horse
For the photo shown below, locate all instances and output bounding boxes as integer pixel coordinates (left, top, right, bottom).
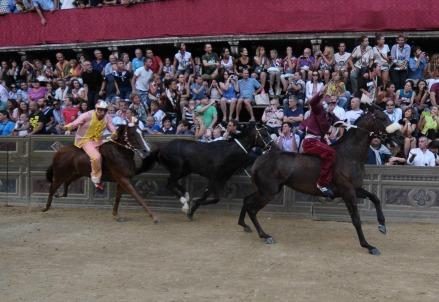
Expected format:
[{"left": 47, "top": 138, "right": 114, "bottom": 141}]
[
  {"left": 45, "top": 124, "right": 159, "bottom": 222},
  {"left": 238, "top": 106, "right": 403, "bottom": 255}
]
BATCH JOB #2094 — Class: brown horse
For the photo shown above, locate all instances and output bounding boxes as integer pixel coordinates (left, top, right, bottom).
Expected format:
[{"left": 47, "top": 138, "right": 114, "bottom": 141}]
[
  {"left": 238, "top": 106, "right": 404, "bottom": 255},
  {"left": 44, "top": 124, "right": 159, "bottom": 222}
]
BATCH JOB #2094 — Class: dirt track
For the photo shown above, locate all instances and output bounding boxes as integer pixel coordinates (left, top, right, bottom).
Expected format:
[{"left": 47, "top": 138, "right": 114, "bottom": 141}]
[{"left": 1, "top": 206, "right": 439, "bottom": 302}]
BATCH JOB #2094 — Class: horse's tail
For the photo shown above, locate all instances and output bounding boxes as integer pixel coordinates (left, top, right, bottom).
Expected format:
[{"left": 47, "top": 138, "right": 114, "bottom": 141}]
[
  {"left": 136, "top": 148, "right": 159, "bottom": 174},
  {"left": 46, "top": 165, "right": 53, "bottom": 183}
]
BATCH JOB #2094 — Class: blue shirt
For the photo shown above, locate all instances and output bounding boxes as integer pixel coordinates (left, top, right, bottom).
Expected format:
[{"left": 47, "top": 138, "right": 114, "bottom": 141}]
[
  {"left": 0, "top": 120, "right": 15, "bottom": 136},
  {"left": 408, "top": 57, "right": 427, "bottom": 80},
  {"left": 284, "top": 106, "right": 304, "bottom": 128},
  {"left": 32, "top": 0, "right": 54, "bottom": 10},
  {"left": 92, "top": 60, "right": 108, "bottom": 74},
  {"left": 238, "top": 78, "right": 261, "bottom": 99},
  {"left": 132, "top": 57, "right": 145, "bottom": 72}
]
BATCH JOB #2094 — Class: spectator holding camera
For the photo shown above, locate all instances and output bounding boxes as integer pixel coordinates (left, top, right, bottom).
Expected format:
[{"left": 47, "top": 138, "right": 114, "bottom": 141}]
[
  {"left": 408, "top": 46, "right": 428, "bottom": 81},
  {"left": 261, "top": 98, "right": 284, "bottom": 134},
  {"left": 407, "top": 136, "right": 436, "bottom": 166}
]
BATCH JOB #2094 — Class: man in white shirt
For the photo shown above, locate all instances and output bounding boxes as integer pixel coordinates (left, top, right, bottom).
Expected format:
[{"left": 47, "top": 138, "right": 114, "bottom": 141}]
[
  {"left": 345, "top": 97, "right": 364, "bottom": 124},
  {"left": 349, "top": 35, "right": 374, "bottom": 95},
  {"left": 383, "top": 100, "right": 402, "bottom": 124},
  {"left": 174, "top": 43, "right": 193, "bottom": 78},
  {"left": 327, "top": 96, "right": 346, "bottom": 121},
  {"left": 131, "top": 57, "right": 153, "bottom": 106},
  {"left": 407, "top": 136, "right": 436, "bottom": 167},
  {"left": 54, "top": 79, "right": 69, "bottom": 102},
  {"left": 334, "top": 42, "right": 351, "bottom": 81}
]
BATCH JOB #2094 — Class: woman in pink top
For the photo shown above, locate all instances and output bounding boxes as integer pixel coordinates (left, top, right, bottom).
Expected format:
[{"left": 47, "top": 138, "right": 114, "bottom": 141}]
[{"left": 28, "top": 79, "right": 48, "bottom": 102}]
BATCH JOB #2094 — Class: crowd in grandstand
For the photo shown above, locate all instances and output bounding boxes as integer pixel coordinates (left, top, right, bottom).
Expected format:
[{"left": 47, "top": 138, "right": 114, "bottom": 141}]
[
  {"left": 0, "top": 0, "right": 151, "bottom": 25},
  {"left": 1, "top": 35, "right": 439, "bottom": 166}
]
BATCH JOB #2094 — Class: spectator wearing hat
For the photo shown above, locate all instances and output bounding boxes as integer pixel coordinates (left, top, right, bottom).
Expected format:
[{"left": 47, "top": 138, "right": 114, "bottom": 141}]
[{"left": 0, "top": 110, "right": 15, "bottom": 136}]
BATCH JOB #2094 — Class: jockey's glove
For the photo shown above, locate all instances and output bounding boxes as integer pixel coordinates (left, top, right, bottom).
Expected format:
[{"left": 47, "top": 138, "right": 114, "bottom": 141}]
[{"left": 111, "top": 132, "right": 118, "bottom": 140}]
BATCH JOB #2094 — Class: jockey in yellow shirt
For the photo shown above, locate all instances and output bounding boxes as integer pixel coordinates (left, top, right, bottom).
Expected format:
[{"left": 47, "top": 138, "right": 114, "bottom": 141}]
[{"left": 64, "top": 100, "right": 117, "bottom": 191}]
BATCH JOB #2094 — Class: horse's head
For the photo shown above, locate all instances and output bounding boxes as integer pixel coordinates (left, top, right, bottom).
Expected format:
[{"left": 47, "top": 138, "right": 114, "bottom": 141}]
[
  {"left": 356, "top": 104, "right": 404, "bottom": 153},
  {"left": 239, "top": 122, "right": 273, "bottom": 152},
  {"left": 116, "top": 120, "right": 151, "bottom": 159}
]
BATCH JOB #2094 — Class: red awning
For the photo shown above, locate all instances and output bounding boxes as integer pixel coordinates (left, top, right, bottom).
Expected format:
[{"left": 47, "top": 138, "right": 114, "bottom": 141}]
[{"left": 1, "top": 0, "right": 439, "bottom": 48}]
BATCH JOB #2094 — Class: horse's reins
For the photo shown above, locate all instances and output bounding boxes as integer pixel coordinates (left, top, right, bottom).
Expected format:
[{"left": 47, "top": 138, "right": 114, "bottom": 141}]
[
  {"left": 109, "top": 128, "right": 146, "bottom": 158},
  {"left": 233, "top": 126, "right": 273, "bottom": 178}
]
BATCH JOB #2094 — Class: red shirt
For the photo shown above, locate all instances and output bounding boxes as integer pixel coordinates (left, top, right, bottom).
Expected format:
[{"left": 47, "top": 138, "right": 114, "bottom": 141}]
[
  {"left": 62, "top": 106, "right": 79, "bottom": 124},
  {"left": 150, "top": 56, "right": 163, "bottom": 74},
  {"left": 301, "top": 94, "right": 330, "bottom": 137}
]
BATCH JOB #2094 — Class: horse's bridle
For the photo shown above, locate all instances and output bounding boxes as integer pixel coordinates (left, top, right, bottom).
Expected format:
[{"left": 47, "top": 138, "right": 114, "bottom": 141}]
[
  {"left": 233, "top": 125, "right": 274, "bottom": 154},
  {"left": 109, "top": 127, "right": 148, "bottom": 158},
  {"left": 255, "top": 125, "right": 274, "bottom": 153},
  {"left": 349, "top": 112, "right": 391, "bottom": 142}
]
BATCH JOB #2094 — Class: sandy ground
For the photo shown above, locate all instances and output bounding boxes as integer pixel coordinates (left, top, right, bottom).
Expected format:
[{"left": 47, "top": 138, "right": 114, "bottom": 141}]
[{"left": 0, "top": 206, "right": 439, "bottom": 302}]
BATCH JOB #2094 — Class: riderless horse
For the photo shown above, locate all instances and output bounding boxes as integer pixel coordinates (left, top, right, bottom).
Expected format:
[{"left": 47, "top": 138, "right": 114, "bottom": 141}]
[
  {"left": 45, "top": 123, "right": 159, "bottom": 222},
  {"left": 133, "top": 123, "right": 273, "bottom": 219},
  {"left": 238, "top": 106, "right": 403, "bottom": 255}
]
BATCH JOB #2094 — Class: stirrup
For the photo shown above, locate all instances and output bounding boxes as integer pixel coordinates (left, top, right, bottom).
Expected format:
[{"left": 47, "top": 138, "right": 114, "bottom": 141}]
[{"left": 317, "top": 184, "right": 334, "bottom": 199}]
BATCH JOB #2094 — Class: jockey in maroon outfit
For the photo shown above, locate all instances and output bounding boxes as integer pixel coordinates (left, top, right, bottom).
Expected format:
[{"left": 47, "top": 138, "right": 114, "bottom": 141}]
[{"left": 301, "top": 91, "right": 337, "bottom": 198}]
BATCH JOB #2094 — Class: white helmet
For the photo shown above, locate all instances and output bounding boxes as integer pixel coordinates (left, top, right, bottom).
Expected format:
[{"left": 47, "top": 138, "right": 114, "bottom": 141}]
[{"left": 95, "top": 100, "right": 108, "bottom": 110}]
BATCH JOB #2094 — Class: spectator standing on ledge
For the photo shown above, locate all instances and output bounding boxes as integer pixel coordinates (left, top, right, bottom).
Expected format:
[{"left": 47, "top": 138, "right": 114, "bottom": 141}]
[
  {"left": 81, "top": 60, "right": 103, "bottom": 110},
  {"left": 202, "top": 43, "right": 220, "bottom": 80},
  {"left": 132, "top": 57, "right": 153, "bottom": 106},
  {"left": 390, "top": 34, "right": 411, "bottom": 90},
  {"left": 407, "top": 136, "right": 436, "bottom": 167},
  {"left": 92, "top": 49, "right": 108, "bottom": 75},
  {"left": 132, "top": 49, "right": 145, "bottom": 72}
]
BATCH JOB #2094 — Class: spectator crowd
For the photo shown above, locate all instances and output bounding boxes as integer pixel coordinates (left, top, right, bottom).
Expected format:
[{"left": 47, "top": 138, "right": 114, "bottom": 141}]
[
  {"left": 1, "top": 34, "right": 439, "bottom": 167},
  {"left": 0, "top": 0, "right": 157, "bottom": 25}
]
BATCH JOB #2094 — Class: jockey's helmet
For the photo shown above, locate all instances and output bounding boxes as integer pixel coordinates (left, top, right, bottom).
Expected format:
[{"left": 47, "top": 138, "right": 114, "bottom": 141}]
[{"left": 95, "top": 100, "right": 109, "bottom": 110}]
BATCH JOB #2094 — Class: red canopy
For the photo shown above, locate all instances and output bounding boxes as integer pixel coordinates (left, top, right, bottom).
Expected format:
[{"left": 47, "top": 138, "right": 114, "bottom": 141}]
[{"left": 1, "top": 0, "right": 438, "bottom": 48}]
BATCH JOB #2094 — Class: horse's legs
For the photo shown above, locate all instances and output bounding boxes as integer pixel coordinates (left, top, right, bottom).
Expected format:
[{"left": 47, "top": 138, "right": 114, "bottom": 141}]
[
  {"left": 59, "top": 175, "right": 81, "bottom": 198},
  {"left": 238, "top": 194, "right": 253, "bottom": 233},
  {"left": 116, "top": 177, "right": 159, "bottom": 223},
  {"left": 187, "top": 181, "right": 224, "bottom": 219},
  {"left": 342, "top": 188, "right": 380, "bottom": 255},
  {"left": 187, "top": 187, "right": 211, "bottom": 220},
  {"left": 244, "top": 192, "right": 273, "bottom": 243},
  {"left": 112, "top": 184, "right": 123, "bottom": 218},
  {"left": 356, "top": 188, "right": 386, "bottom": 234},
  {"left": 42, "top": 178, "right": 64, "bottom": 212}
]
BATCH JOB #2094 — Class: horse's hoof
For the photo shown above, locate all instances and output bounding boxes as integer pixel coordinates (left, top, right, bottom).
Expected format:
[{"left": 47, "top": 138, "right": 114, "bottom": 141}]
[
  {"left": 378, "top": 224, "right": 387, "bottom": 234},
  {"left": 368, "top": 247, "right": 381, "bottom": 256},
  {"left": 243, "top": 225, "right": 252, "bottom": 233},
  {"left": 264, "top": 237, "right": 275, "bottom": 244},
  {"left": 186, "top": 212, "right": 193, "bottom": 221},
  {"left": 113, "top": 216, "right": 126, "bottom": 222},
  {"left": 41, "top": 207, "right": 49, "bottom": 212},
  {"left": 54, "top": 194, "right": 60, "bottom": 198},
  {"left": 153, "top": 217, "right": 160, "bottom": 224}
]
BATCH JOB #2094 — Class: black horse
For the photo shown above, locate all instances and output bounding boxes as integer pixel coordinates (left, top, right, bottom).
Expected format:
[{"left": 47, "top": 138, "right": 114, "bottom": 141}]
[
  {"left": 133, "top": 123, "right": 273, "bottom": 219},
  {"left": 45, "top": 124, "right": 159, "bottom": 222},
  {"left": 238, "top": 106, "right": 403, "bottom": 255}
]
